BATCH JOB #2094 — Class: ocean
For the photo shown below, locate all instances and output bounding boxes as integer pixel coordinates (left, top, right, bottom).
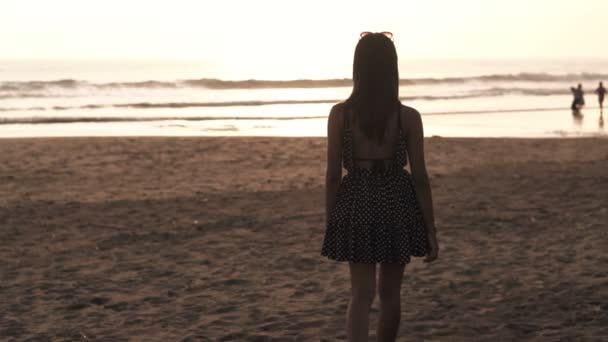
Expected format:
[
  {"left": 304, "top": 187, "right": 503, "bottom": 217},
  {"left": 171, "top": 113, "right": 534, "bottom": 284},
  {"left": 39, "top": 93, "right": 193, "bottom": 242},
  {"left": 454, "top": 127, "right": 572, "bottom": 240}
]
[{"left": 1, "top": 58, "right": 607, "bottom": 138}]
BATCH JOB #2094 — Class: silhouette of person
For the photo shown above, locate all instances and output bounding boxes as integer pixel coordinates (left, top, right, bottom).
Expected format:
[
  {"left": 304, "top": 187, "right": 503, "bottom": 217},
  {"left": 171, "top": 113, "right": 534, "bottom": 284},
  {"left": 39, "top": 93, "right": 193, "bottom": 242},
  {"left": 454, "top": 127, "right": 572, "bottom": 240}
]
[
  {"left": 571, "top": 83, "right": 585, "bottom": 112},
  {"left": 320, "top": 31, "right": 438, "bottom": 341},
  {"left": 570, "top": 86, "right": 578, "bottom": 110},
  {"left": 595, "top": 82, "right": 606, "bottom": 111}
]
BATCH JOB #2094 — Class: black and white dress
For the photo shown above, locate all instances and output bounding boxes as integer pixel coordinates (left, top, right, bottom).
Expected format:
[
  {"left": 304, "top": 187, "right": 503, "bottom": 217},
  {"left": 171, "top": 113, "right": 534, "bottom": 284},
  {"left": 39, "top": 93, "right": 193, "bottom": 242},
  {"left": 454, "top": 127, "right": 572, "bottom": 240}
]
[{"left": 321, "top": 105, "right": 430, "bottom": 264}]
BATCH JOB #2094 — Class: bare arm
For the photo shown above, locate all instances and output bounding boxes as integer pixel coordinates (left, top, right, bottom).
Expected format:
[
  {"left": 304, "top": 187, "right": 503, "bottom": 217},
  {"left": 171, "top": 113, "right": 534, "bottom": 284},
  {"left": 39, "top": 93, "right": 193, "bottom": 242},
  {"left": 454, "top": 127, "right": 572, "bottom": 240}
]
[
  {"left": 403, "top": 107, "right": 439, "bottom": 262},
  {"left": 325, "top": 105, "right": 344, "bottom": 223}
]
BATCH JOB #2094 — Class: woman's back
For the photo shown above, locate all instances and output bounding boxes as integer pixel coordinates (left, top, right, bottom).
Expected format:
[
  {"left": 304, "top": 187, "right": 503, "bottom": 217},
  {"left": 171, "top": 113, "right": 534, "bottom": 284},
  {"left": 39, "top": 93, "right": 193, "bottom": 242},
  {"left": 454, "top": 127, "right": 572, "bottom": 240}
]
[
  {"left": 347, "top": 105, "right": 403, "bottom": 161},
  {"left": 340, "top": 102, "right": 409, "bottom": 174}
]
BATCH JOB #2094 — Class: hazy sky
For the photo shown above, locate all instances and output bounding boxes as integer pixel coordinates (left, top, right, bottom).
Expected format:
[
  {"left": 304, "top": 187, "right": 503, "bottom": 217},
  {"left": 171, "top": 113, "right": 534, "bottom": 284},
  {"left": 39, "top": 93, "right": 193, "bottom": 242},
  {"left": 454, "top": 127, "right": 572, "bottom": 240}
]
[{"left": 1, "top": 0, "right": 607, "bottom": 62}]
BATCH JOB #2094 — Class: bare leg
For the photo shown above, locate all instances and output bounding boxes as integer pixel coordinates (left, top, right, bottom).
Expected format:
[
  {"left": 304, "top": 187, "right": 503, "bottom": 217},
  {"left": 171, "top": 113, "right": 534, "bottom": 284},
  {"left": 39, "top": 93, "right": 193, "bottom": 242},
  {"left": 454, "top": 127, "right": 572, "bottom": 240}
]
[
  {"left": 347, "top": 262, "right": 376, "bottom": 342},
  {"left": 377, "top": 262, "right": 406, "bottom": 342}
]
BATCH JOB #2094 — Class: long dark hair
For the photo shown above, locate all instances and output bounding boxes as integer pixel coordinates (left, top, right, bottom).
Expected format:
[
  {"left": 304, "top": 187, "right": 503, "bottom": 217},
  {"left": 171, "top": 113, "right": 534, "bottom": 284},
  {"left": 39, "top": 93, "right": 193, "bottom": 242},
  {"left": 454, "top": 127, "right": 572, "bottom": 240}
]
[{"left": 345, "top": 33, "right": 400, "bottom": 143}]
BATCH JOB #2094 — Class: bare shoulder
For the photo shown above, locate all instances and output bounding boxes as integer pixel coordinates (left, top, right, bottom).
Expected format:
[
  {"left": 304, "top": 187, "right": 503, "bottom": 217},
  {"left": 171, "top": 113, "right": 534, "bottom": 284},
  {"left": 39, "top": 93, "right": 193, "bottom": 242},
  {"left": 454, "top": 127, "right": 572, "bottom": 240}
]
[
  {"left": 400, "top": 104, "right": 421, "bottom": 121},
  {"left": 331, "top": 101, "right": 347, "bottom": 115},
  {"left": 399, "top": 104, "right": 422, "bottom": 134},
  {"left": 328, "top": 101, "right": 347, "bottom": 126}
]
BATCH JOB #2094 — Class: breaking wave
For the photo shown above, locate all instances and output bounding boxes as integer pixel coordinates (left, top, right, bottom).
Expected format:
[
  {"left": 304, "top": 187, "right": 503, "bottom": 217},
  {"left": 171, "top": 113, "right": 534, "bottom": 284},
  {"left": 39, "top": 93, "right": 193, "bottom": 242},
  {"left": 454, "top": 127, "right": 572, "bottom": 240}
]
[{"left": 2, "top": 72, "right": 607, "bottom": 94}]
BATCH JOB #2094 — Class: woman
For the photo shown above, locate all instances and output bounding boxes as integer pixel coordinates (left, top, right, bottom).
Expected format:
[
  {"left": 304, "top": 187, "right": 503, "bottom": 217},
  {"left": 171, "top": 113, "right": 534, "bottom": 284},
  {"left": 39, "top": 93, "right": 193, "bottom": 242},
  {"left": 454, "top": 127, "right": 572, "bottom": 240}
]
[{"left": 321, "top": 32, "right": 439, "bottom": 341}]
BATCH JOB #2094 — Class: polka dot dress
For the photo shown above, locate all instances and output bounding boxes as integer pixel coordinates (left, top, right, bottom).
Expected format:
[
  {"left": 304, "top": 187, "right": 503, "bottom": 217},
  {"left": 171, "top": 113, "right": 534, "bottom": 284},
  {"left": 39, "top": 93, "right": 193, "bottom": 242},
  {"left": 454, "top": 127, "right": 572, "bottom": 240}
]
[{"left": 320, "top": 108, "right": 431, "bottom": 264}]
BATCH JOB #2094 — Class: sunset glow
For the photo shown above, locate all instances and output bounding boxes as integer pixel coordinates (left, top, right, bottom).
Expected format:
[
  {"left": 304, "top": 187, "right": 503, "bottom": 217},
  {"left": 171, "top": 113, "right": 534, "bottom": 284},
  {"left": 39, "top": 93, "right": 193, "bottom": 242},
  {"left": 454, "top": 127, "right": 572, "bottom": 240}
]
[{"left": 2, "top": 0, "right": 607, "bottom": 63}]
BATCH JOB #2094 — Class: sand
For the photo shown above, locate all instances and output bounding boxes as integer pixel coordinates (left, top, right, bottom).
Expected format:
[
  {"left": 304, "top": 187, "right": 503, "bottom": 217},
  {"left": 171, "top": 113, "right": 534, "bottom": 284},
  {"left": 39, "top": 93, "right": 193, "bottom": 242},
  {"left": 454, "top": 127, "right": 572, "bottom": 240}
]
[{"left": 0, "top": 136, "right": 607, "bottom": 341}]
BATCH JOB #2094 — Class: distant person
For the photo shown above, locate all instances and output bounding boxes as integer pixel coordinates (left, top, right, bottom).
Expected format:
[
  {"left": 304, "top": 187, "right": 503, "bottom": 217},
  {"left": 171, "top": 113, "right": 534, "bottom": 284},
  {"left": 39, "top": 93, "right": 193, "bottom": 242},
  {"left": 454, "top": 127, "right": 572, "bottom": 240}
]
[
  {"left": 595, "top": 82, "right": 606, "bottom": 110},
  {"left": 570, "top": 85, "right": 578, "bottom": 110},
  {"left": 321, "top": 31, "right": 438, "bottom": 341},
  {"left": 571, "top": 83, "right": 585, "bottom": 111}
]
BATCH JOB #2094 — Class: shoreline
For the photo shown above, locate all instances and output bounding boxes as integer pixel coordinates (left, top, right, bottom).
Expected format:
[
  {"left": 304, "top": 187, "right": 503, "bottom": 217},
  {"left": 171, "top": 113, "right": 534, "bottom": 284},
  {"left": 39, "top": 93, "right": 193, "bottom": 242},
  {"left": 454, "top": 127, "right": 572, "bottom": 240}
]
[{"left": 0, "top": 106, "right": 607, "bottom": 139}]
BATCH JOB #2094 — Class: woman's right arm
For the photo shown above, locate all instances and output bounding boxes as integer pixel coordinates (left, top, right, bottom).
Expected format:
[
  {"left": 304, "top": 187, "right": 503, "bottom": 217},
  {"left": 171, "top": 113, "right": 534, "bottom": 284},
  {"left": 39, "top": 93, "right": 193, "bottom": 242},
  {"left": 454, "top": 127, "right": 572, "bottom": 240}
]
[
  {"left": 402, "top": 107, "right": 439, "bottom": 262},
  {"left": 325, "top": 105, "right": 344, "bottom": 224}
]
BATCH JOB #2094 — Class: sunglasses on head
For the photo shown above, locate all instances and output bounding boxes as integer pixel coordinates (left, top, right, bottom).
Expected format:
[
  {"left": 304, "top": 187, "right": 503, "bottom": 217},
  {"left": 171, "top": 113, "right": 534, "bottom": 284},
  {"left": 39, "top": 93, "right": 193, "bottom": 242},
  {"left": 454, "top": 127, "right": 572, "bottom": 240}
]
[{"left": 360, "top": 31, "right": 393, "bottom": 40}]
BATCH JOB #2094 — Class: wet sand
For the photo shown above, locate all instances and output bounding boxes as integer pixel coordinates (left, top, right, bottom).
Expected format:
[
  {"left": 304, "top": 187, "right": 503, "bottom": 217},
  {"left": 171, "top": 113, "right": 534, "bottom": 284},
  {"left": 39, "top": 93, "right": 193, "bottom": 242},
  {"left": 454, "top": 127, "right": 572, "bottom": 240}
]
[{"left": 1, "top": 137, "right": 607, "bottom": 341}]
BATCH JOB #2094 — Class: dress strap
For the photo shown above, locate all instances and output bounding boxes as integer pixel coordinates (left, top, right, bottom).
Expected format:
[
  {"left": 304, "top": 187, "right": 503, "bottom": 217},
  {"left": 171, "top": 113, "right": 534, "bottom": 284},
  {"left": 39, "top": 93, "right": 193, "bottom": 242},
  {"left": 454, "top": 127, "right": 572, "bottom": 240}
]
[
  {"left": 342, "top": 102, "right": 354, "bottom": 171},
  {"left": 396, "top": 102, "right": 402, "bottom": 135},
  {"left": 343, "top": 102, "right": 351, "bottom": 130},
  {"left": 395, "top": 102, "right": 408, "bottom": 167}
]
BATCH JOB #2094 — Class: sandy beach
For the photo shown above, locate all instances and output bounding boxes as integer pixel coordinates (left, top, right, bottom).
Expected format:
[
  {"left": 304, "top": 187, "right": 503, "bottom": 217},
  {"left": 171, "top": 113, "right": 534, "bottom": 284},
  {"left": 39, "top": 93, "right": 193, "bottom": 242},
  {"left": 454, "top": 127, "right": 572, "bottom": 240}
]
[{"left": 1, "top": 136, "right": 607, "bottom": 341}]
